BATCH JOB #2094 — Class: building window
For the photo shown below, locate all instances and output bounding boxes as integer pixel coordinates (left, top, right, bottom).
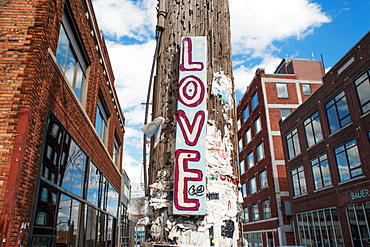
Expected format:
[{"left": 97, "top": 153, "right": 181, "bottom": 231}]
[
  {"left": 251, "top": 92, "right": 258, "bottom": 111},
  {"left": 286, "top": 128, "right": 301, "bottom": 159},
  {"left": 335, "top": 139, "right": 362, "bottom": 182},
  {"left": 249, "top": 177, "right": 257, "bottom": 194},
  {"left": 244, "top": 128, "right": 251, "bottom": 145},
  {"left": 256, "top": 142, "right": 265, "bottom": 162},
  {"left": 292, "top": 166, "right": 307, "bottom": 196},
  {"left": 354, "top": 68, "right": 370, "bottom": 114},
  {"left": 347, "top": 203, "right": 370, "bottom": 247},
  {"left": 246, "top": 152, "right": 254, "bottom": 169},
  {"left": 243, "top": 105, "right": 250, "bottom": 122},
  {"left": 325, "top": 91, "right": 351, "bottom": 134},
  {"left": 297, "top": 209, "right": 343, "bottom": 246},
  {"left": 252, "top": 204, "right": 260, "bottom": 221},
  {"left": 311, "top": 154, "right": 332, "bottom": 190},
  {"left": 302, "top": 84, "right": 311, "bottom": 95},
  {"left": 113, "top": 135, "right": 121, "bottom": 168},
  {"left": 280, "top": 108, "right": 292, "bottom": 120},
  {"left": 56, "top": 8, "right": 88, "bottom": 103},
  {"left": 304, "top": 111, "right": 323, "bottom": 148},
  {"left": 241, "top": 183, "right": 247, "bottom": 198},
  {"left": 259, "top": 170, "right": 268, "bottom": 189},
  {"left": 254, "top": 116, "right": 262, "bottom": 135},
  {"left": 95, "top": 96, "right": 109, "bottom": 143},
  {"left": 262, "top": 200, "right": 271, "bottom": 218},
  {"left": 238, "top": 137, "right": 243, "bottom": 153},
  {"left": 277, "top": 83, "right": 289, "bottom": 98},
  {"left": 239, "top": 159, "right": 245, "bottom": 174},
  {"left": 244, "top": 207, "right": 249, "bottom": 222},
  {"left": 237, "top": 117, "right": 241, "bottom": 131}
]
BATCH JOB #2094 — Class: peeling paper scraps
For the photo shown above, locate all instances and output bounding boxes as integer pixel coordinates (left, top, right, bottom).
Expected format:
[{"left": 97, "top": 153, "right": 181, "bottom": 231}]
[
  {"left": 168, "top": 223, "right": 210, "bottom": 247},
  {"left": 140, "top": 116, "right": 165, "bottom": 147},
  {"left": 128, "top": 197, "right": 150, "bottom": 222},
  {"left": 149, "top": 181, "right": 173, "bottom": 210},
  {"left": 211, "top": 70, "right": 233, "bottom": 105}
]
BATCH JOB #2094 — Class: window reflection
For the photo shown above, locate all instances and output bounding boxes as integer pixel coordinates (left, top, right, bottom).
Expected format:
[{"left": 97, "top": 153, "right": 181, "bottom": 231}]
[{"left": 88, "top": 162, "right": 101, "bottom": 206}]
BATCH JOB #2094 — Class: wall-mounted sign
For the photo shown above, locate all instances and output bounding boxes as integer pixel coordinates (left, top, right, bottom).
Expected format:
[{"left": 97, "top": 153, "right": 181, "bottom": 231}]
[
  {"left": 173, "top": 37, "right": 207, "bottom": 215},
  {"left": 339, "top": 187, "right": 370, "bottom": 205}
]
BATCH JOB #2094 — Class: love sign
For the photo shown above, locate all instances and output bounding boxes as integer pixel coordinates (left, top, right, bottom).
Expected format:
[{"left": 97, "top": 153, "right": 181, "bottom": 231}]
[{"left": 173, "top": 37, "right": 207, "bottom": 215}]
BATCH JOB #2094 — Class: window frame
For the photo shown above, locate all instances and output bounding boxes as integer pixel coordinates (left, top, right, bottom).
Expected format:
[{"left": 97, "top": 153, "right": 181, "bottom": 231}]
[
  {"left": 291, "top": 166, "right": 307, "bottom": 197},
  {"left": 249, "top": 177, "right": 257, "bottom": 194},
  {"left": 280, "top": 108, "right": 292, "bottom": 120},
  {"left": 246, "top": 151, "right": 254, "bottom": 169},
  {"left": 302, "top": 83, "right": 312, "bottom": 95},
  {"left": 311, "top": 154, "right": 332, "bottom": 190},
  {"left": 354, "top": 68, "right": 370, "bottom": 114},
  {"left": 95, "top": 95, "right": 110, "bottom": 145},
  {"left": 262, "top": 200, "right": 271, "bottom": 219},
  {"left": 244, "top": 128, "right": 252, "bottom": 146},
  {"left": 304, "top": 111, "right": 323, "bottom": 148},
  {"left": 113, "top": 134, "right": 121, "bottom": 168},
  {"left": 286, "top": 128, "right": 301, "bottom": 159},
  {"left": 256, "top": 142, "right": 265, "bottom": 162},
  {"left": 243, "top": 105, "right": 250, "bottom": 123},
  {"left": 251, "top": 92, "right": 259, "bottom": 111},
  {"left": 335, "top": 139, "right": 363, "bottom": 182},
  {"left": 259, "top": 170, "right": 268, "bottom": 189},
  {"left": 254, "top": 116, "right": 262, "bottom": 135},
  {"left": 55, "top": 6, "right": 89, "bottom": 104},
  {"left": 276, "top": 83, "right": 289, "bottom": 98},
  {"left": 325, "top": 90, "right": 351, "bottom": 134}
]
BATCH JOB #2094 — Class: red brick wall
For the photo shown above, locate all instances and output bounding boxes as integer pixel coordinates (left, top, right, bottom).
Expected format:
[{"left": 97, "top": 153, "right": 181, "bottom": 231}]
[{"left": 0, "top": 0, "right": 124, "bottom": 245}]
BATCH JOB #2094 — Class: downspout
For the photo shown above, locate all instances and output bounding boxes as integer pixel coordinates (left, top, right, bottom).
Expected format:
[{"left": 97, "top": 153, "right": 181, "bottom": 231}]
[{"left": 142, "top": 0, "right": 167, "bottom": 196}]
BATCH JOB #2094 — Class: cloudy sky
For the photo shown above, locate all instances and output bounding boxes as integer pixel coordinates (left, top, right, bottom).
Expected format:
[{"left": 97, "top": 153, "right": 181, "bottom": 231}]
[{"left": 91, "top": 0, "right": 369, "bottom": 196}]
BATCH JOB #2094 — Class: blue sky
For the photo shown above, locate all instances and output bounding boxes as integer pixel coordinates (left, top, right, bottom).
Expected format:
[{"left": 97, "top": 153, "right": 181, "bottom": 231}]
[{"left": 91, "top": 0, "right": 369, "bottom": 195}]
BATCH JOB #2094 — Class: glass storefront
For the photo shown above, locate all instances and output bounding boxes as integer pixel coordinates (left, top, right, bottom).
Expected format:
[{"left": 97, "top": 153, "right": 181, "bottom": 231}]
[
  {"left": 347, "top": 202, "right": 370, "bottom": 247},
  {"left": 296, "top": 208, "right": 343, "bottom": 247},
  {"left": 30, "top": 112, "right": 119, "bottom": 247}
]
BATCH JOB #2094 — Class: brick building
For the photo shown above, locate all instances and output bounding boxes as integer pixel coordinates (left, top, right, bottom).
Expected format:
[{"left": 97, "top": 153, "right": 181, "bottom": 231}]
[
  {"left": 280, "top": 32, "right": 370, "bottom": 247},
  {"left": 0, "top": 0, "right": 126, "bottom": 246},
  {"left": 237, "top": 58, "right": 324, "bottom": 246}
]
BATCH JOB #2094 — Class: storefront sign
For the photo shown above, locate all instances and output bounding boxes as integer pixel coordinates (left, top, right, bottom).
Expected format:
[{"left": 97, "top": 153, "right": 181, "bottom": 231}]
[
  {"left": 173, "top": 37, "right": 207, "bottom": 215},
  {"left": 351, "top": 189, "right": 370, "bottom": 200}
]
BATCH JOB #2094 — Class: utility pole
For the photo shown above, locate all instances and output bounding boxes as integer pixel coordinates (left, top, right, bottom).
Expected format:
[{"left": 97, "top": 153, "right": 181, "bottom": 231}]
[{"left": 146, "top": 0, "right": 240, "bottom": 246}]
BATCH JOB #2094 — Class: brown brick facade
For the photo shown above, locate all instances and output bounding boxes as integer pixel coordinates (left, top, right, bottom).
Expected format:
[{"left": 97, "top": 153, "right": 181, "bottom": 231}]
[{"left": 0, "top": 0, "right": 125, "bottom": 246}]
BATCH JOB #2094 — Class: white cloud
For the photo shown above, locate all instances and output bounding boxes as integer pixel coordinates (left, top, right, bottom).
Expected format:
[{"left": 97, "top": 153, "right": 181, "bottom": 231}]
[
  {"left": 230, "top": 0, "right": 331, "bottom": 57},
  {"left": 92, "top": 0, "right": 157, "bottom": 41}
]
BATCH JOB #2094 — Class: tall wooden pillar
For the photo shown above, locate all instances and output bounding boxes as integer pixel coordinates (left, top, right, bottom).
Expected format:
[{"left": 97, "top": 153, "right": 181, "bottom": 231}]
[{"left": 148, "top": 0, "right": 240, "bottom": 246}]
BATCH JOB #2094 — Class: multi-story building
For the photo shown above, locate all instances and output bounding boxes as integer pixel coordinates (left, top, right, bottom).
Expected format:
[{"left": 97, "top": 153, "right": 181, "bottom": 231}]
[
  {"left": 0, "top": 0, "right": 125, "bottom": 246},
  {"left": 280, "top": 32, "right": 370, "bottom": 247},
  {"left": 120, "top": 171, "right": 132, "bottom": 247},
  {"left": 237, "top": 58, "right": 324, "bottom": 246}
]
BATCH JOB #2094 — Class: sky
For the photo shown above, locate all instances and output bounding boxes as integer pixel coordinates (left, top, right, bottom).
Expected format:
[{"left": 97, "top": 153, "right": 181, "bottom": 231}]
[{"left": 91, "top": 0, "right": 370, "bottom": 197}]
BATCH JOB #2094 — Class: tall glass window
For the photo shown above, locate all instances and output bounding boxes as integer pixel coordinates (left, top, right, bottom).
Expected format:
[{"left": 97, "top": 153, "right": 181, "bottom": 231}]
[
  {"left": 256, "top": 142, "right": 265, "bottom": 162},
  {"left": 277, "top": 83, "right": 289, "bottom": 98},
  {"left": 251, "top": 92, "right": 259, "bottom": 111},
  {"left": 239, "top": 158, "right": 245, "bottom": 174},
  {"left": 244, "top": 207, "right": 249, "bottom": 222},
  {"left": 335, "top": 139, "right": 362, "bottom": 182},
  {"left": 292, "top": 166, "right": 307, "bottom": 196},
  {"left": 243, "top": 105, "right": 250, "bottom": 122},
  {"left": 254, "top": 116, "right": 262, "bottom": 135},
  {"left": 87, "top": 162, "right": 100, "bottom": 206},
  {"left": 347, "top": 203, "right": 370, "bottom": 247},
  {"left": 96, "top": 96, "right": 109, "bottom": 143},
  {"left": 249, "top": 177, "right": 257, "bottom": 194},
  {"left": 262, "top": 200, "right": 271, "bottom": 218},
  {"left": 311, "top": 154, "right": 332, "bottom": 190},
  {"left": 286, "top": 128, "right": 301, "bottom": 159},
  {"left": 259, "top": 170, "right": 268, "bottom": 189},
  {"left": 354, "top": 68, "right": 370, "bottom": 114},
  {"left": 241, "top": 183, "right": 247, "bottom": 198},
  {"left": 304, "top": 112, "right": 323, "bottom": 147},
  {"left": 246, "top": 152, "right": 254, "bottom": 169},
  {"left": 297, "top": 208, "right": 343, "bottom": 246},
  {"left": 238, "top": 137, "right": 243, "bottom": 153},
  {"left": 113, "top": 135, "right": 121, "bottom": 167},
  {"left": 252, "top": 204, "right": 260, "bottom": 221},
  {"left": 325, "top": 91, "right": 351, "bottom": 134},
  {"left": 56, "top": 10, "right": 88, "bottom": 102},
  {"left": 244, "top": 128, "right": 252, "bottom": 146}
]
